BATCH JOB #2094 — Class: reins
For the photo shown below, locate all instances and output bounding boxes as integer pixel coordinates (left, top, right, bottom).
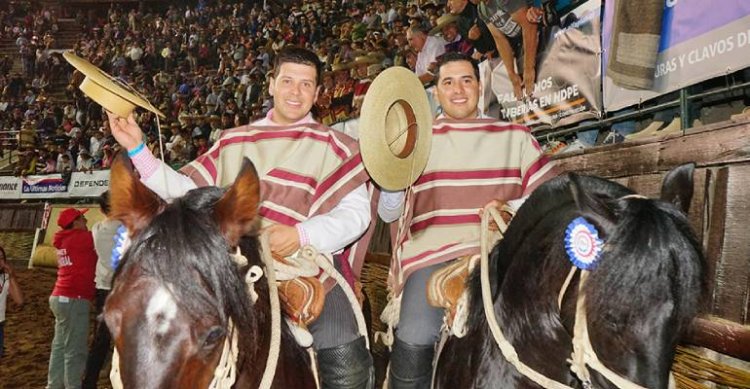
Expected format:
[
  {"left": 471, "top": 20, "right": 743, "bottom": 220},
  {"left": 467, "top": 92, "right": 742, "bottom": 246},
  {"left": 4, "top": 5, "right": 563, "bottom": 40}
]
[
  {"left": 207, "top": 235, "right": 369, "bottom": 388},
  {"left": 479, "top": 206, "right": 665, "bottom": 389},
  {"left": 479, "top": 207, "right": 573, "bottom": 389},
  {"left": 110, "top": 232, "right": 367, "bottom": 389}
]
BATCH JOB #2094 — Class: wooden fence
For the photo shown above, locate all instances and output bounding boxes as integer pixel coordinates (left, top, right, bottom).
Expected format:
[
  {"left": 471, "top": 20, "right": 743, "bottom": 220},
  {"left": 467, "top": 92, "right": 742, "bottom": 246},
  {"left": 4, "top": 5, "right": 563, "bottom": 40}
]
[{"left": 552, "top": 116, "right": 750, "bottom": 361}]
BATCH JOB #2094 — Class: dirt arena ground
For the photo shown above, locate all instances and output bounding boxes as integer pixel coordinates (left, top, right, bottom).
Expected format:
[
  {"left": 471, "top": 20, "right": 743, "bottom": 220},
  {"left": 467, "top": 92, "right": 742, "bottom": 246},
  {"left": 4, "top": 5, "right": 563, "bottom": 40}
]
[
  {"left": 0, "top": 256, "right": 389, "bottom": 389},
  {"left": 1, "top": 239, "right": 750, "bottom": 388},
  {"left": 0, "top": 263, "right": 110, "bottom": 389}
]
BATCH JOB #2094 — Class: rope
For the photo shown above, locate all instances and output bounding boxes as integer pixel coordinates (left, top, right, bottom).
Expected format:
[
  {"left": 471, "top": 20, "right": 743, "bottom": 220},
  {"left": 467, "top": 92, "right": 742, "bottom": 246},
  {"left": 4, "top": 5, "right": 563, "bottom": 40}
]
[
  {"left": 569, "top": 271, "right": 650, "bottom": 389},
  {"left": 298, "top": 245, "right": 370, "bottom": 349},
  {"left": 480, "top": 207, "right": 666, "bottom": 389},
  {"left": 480, "top": 207, "right": 575, "bottom": 389},
  {"left": 378, "top": 123, "right": 424, "bottom": 348},
  {"left": 558, "top": 266, "right": 578, "bottom": 311},
  {"left": 208, "top": 321, "right": 240, "bottom": 388},
  {"left": 257, "top": 232, "right": 282, "bottom": 389}
]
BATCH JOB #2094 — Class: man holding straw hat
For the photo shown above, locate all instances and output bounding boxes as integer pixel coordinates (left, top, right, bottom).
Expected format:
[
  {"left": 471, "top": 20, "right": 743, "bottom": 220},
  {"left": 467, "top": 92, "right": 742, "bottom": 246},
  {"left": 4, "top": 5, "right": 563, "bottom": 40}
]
[
  {"left": 67, "top": 47, "right": 376, "bottom": 388},
  {"left": 374, "top": 52, "right": 558, "bottom": 388}
]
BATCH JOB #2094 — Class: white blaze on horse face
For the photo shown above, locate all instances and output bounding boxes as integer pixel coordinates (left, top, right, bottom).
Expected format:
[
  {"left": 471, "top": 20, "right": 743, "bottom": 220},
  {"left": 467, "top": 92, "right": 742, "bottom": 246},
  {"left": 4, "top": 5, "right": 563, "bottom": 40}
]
[{"left": 146, "top": 286, "right": 178, "bottom": 335}]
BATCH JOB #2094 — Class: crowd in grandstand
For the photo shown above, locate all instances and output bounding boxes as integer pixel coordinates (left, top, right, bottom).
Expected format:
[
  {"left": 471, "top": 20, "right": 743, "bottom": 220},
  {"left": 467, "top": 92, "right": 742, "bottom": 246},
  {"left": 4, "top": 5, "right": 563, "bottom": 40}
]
[{"left": 0, "top": 0, "right": 504, "bottom": 178}]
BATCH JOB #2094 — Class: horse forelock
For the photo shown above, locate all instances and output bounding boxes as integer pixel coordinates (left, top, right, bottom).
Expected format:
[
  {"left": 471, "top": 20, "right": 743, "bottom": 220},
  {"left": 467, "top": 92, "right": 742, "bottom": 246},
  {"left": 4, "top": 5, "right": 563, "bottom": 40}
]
[{"left": 115, "top": 186, "right": 259, "bottom": 353}]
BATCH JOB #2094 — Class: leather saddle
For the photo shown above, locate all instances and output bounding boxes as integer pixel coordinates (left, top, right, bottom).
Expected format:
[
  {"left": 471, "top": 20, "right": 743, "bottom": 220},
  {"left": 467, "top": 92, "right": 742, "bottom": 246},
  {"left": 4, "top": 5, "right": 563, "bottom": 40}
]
[{"left": 273, "top": 254, "right": 325, "bottom": 326}]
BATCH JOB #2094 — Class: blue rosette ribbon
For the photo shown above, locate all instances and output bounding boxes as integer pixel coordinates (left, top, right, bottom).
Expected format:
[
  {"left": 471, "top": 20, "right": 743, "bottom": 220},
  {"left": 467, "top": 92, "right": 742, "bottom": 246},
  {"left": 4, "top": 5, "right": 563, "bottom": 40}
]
[
  {"left": 111, "top": 225, "right": 131, "bottom": 270},
  {"left": 564, "top": 217, "right": 604, "bottom": 270}
]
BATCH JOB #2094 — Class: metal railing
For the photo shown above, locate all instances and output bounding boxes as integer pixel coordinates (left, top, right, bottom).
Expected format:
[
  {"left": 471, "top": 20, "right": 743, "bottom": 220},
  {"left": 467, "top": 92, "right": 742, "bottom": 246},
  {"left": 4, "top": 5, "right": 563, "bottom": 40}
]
[{"left": 534, "top": 80, "right": 750, "bottom": 142}]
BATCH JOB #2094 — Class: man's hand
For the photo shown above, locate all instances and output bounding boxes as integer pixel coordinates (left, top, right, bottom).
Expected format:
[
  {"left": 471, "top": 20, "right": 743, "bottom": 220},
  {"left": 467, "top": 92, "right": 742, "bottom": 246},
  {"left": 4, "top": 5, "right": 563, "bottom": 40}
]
[
  {"left": 107, "top": 111, "right": 144, "bottom": 151},
  {"left": 509, "top": 72, "right": 524, "bottom": 101},
  {"left": 478, "top": 199, "right": 513, "bottom": 231},
  {"left": 526, "top": 7, "right": 544, "bottom": 24},
  {"left": 263, "top": 224, "right": 301, "bottom": 257}
]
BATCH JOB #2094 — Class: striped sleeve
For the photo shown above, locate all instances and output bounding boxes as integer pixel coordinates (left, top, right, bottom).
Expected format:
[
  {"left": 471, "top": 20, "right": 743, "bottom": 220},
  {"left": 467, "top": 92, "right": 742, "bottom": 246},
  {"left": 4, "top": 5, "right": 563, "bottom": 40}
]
[
  {"left": 519, "top": 132, "right": 558, "bottom": 196},
  {"left": 179, "top": 141, "right": 222, "bottom": 187}
]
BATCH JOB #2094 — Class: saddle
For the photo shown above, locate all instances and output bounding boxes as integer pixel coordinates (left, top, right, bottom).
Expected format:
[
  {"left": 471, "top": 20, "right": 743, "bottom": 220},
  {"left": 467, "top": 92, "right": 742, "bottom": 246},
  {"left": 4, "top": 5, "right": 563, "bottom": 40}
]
[
  {"left": 274, "top": 254, "right": 325, "bottom": 326},
  {"left": 426, "top": 255, "right": 475, "bottom": 331},
  {"left": 426, "top": 206, "right": 514, "bottom": 334},
  {"left": 278, "top": 276, "right": 325, "bottom": 326}
]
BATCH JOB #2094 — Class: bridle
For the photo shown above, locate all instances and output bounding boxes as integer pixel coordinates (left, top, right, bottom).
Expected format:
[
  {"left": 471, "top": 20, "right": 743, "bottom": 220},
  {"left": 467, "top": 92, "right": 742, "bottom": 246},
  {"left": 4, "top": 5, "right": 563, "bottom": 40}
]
[
  {"left": 479, "top": 198, "right": 674, "bottom": 389},
  {"left": 110, "top": 233, "right": 367, "bottom": 389}
]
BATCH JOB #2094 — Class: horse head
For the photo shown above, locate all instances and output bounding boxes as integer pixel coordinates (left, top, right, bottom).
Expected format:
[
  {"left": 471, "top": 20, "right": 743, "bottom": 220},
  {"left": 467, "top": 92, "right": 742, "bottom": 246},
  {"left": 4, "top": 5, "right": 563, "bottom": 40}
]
[
  {"left": 437, "top": 164, "right": 705, "bottom": 389},
  {"left": 104, "top": 155, "right": 261, "bottom": 388},
  {"left": 567, "top": 163, "right": 705, "bottom": 388}
]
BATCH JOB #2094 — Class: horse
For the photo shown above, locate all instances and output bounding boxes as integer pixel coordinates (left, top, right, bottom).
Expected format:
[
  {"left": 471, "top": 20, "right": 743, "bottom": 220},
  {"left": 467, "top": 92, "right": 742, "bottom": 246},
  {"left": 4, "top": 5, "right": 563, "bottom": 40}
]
[
  {"left": 435, "top": 164, "right": 705, "bottom": 389},
  {"left": 103, "top": 156, "right": 317, "bottom": 388}
]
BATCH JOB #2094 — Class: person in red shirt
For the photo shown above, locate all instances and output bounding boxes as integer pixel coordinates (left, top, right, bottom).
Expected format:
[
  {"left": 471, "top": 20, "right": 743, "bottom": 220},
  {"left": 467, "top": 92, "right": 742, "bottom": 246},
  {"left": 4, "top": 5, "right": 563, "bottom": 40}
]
[{"left": 47, "top": 208, "right": 97, "bottom": 389}]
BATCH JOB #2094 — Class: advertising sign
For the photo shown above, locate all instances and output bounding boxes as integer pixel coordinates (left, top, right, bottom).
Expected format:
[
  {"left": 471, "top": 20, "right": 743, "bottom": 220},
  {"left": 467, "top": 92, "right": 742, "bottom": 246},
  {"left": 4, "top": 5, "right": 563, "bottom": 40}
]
[
  {"left": 603, "top": 0, "right": 750, "bottom": 111},
  {"left": 488, "top": 0, "right": 602, "bottom": 127}
]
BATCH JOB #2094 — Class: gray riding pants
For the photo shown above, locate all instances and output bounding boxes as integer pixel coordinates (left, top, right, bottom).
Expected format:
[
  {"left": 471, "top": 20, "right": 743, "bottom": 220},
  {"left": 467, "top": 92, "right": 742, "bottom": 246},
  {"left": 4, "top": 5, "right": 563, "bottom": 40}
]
[
  {"left": 309, "top": 278, "right": 360, "bottom": 350},
  {"left": 395, "top": 262, "right": 447, "bottom": 346}
]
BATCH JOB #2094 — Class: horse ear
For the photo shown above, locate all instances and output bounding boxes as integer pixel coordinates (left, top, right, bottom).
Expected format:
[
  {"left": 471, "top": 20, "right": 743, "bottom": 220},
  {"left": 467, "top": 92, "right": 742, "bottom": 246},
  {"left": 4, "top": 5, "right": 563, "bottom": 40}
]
[
  {"left": 660, "top": 163, "right": 695, "bottom": 214},
  {"left": 568, "top": 173, "right": 616, "bottom": 231},
  {"left": 109, "top": 152, "right": 165, "bottom": 235},
  {"left": 214, "top": 158, "right": 261, "bottom": 247}
]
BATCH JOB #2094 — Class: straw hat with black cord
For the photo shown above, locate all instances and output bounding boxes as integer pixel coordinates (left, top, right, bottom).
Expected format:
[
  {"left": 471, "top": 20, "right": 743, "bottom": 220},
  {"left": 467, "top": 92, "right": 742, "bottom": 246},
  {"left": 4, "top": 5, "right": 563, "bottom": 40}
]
[
  {"left": 358, "top": 66, "right": 432, "bottom": 191},
  {"left": 63, "top": 51, "right": 169, "bottom": 181},
  {"left": 63, "top": 51, "right": 164, "bottom": 119}
]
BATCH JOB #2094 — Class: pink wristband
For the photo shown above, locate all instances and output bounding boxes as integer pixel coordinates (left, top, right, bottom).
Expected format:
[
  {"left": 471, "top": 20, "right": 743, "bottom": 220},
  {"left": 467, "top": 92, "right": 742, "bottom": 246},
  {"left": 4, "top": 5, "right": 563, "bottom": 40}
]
[{"left": 129, "top": 146, "right": 160, "bottom": 180}]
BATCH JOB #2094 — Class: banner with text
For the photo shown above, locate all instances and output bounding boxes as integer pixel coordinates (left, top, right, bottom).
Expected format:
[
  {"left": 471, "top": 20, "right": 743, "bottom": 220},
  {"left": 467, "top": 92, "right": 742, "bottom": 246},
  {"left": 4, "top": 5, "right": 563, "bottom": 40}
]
[
  {"left": 68, "top": 170, "right": 110, "bottom": 198},
  {"left": 0, "top": 171, "right": 112, "bottom": 199},
  {"left": 603, "top": 0, "right": 750, "bottom": 111},
  {"left": 0, "top": 176, "right": 21, "bottom": 199},
  {"left": 21, "top": 174, "right": 68, "bottom": 198},
  {"left": 490, "top": 0, "right": 602, "bottom": 127}
]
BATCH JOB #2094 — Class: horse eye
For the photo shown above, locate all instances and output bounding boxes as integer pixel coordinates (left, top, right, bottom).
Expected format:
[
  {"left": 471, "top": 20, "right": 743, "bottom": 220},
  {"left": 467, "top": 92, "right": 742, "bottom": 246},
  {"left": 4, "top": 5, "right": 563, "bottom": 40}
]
[{"left": 202, "top": 326, "right": 225, "bottom": 348}]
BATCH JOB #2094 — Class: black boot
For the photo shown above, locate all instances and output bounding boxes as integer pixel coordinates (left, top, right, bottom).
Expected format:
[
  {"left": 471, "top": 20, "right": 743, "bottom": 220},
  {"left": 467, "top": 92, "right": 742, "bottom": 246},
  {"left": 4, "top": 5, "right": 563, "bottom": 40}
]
[
  {"left": 316, "top": 336, "right": 374, "bottom": 389},
  {"left": 388, "top": 338, "right": 435, "bottom": 389}
]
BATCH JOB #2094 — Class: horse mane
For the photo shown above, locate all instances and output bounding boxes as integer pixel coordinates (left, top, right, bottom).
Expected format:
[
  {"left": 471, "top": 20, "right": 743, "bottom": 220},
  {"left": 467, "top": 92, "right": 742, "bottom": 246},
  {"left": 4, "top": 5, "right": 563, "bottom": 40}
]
[
  {"left": 467, "top": 172, "right": 705, "bottom": 338},
  {"left": 586, "top": 194, "right": 705, "bottom": 333},
  {"left": 115, "top": 185, "right": 259, "bottom": 356}
]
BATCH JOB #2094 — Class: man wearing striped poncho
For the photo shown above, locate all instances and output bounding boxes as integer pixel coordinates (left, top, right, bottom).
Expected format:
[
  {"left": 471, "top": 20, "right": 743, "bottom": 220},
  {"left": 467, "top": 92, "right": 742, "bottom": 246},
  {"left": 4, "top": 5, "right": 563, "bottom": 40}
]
[
  {"left": 108, "top": 47, "right": 375, "bottom": 389},
  {"left": 380, "top": 52, "right": 558, "bottom": 388}
]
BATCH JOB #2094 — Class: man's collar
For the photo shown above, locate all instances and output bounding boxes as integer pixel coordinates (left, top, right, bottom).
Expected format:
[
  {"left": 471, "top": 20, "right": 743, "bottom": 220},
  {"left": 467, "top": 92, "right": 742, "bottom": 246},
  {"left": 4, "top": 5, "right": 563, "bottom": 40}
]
[
  {"left": 260, "top": 108, "right": 316, "bottom": 126},
  {"left": 436, "top": 111, "right": 489, "bottom": 120}
]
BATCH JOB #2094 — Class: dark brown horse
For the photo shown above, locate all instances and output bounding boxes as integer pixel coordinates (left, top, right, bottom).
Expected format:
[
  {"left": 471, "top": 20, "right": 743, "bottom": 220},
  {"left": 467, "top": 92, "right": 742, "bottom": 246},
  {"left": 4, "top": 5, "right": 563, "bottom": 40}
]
[
  {"left": 435, "top": 164, "right": 705, "bottom": 388},
  {"left": 103, "top": 157, "right": 317, "bottom": 388}
]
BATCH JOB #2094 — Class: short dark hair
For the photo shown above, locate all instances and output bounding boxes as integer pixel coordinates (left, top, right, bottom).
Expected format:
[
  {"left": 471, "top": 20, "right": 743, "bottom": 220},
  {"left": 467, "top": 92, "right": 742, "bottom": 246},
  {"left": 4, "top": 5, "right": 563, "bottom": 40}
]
[
  {"left": 99, "top": 191, "right": 111, "bottom": 216},
  {"left": 273, "top": 46, "right": 323, "bottom": 85},
  {"left": 435, "top": 52, "right": 480, "bottom": 81}
]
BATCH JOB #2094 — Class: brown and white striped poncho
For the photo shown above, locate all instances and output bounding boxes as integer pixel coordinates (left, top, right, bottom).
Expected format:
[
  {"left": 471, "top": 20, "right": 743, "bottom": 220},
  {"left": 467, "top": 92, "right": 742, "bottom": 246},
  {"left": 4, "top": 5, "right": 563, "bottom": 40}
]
[
  {"left": 180, "top": 122, "right": 375, "bottom": 289},
  {"left": 390, "top": 118, "right": 558, "bottom": 294}
]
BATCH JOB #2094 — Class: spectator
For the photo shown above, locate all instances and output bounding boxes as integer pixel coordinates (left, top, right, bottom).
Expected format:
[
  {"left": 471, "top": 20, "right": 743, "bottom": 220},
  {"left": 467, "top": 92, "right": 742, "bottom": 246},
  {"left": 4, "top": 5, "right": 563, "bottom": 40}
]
[
  {"left": 81, "top": 193, "right": 120, "bottom": 388},
  {"left": 406, "top": 25, "right": 446, "bottom": 84},
  {"left": 76, "top": 149, "right": 93, "bottom": 173},
  {"left": 48, "top": 208, "right": 97, "bottom": 389},
  {"left": 57, "top": 153, "right": 72, "bottom": 174},
  {"left": 0, "top": 245, "right": 25, "bottom": 359}
]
